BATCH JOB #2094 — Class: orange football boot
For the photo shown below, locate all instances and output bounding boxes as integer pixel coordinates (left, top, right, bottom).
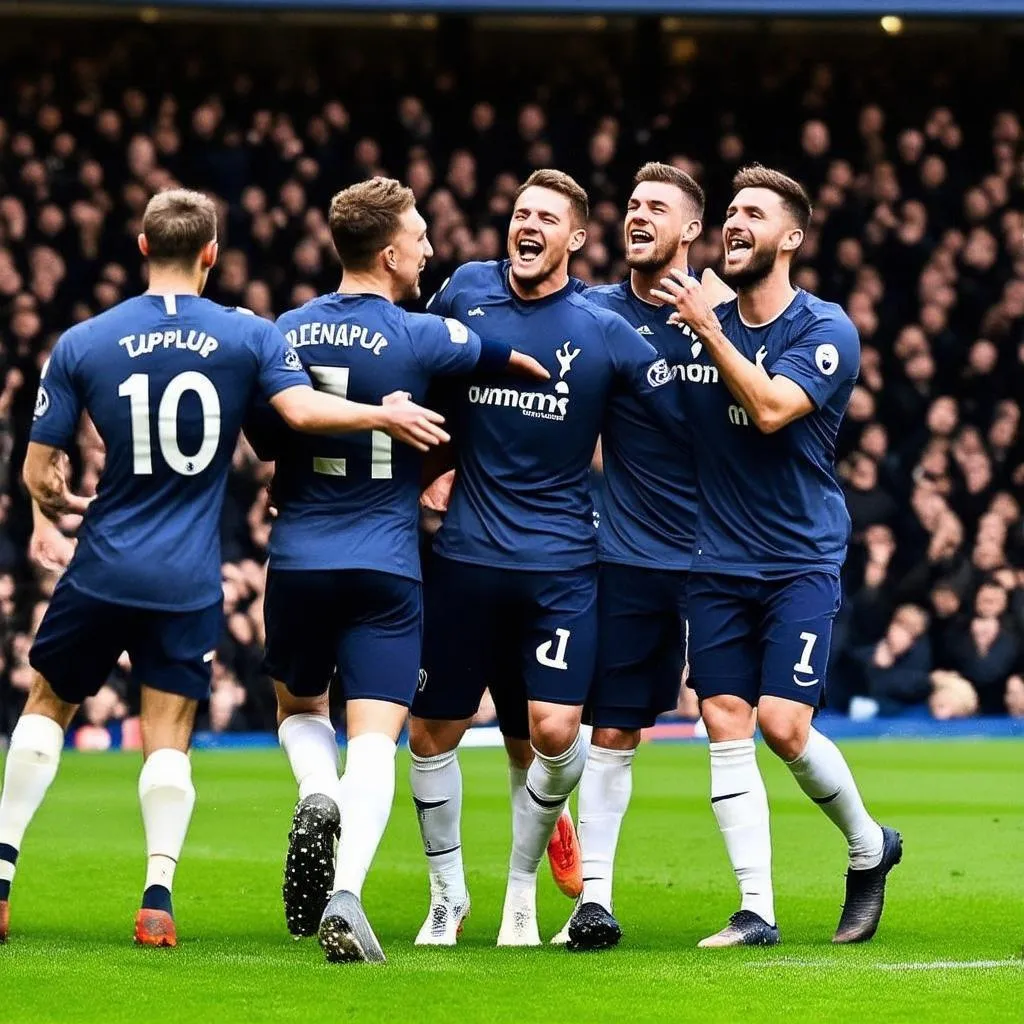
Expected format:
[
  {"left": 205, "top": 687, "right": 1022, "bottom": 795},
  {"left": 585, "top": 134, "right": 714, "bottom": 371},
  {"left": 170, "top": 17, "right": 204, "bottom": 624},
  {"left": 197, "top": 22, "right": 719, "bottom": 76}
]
[
  {"left": 547, "top": 809, "right": 583, "bottom": 899},
  {"left": 134, "top": 909, "right": 177, "bottom": 948}
]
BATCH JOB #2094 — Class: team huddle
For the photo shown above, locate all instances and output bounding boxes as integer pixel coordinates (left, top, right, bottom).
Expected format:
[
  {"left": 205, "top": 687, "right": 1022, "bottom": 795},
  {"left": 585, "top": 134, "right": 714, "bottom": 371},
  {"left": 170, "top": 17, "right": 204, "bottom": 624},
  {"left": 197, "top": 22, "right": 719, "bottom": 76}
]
[{"left": 0, "top": 157, "right": 902, "bottom": 962}]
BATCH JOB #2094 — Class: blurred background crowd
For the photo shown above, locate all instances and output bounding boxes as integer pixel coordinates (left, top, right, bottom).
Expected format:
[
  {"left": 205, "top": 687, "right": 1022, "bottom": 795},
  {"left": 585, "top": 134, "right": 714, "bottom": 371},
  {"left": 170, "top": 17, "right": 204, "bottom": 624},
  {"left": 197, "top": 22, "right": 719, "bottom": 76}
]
[{"left": 0, "top": 18, "right": 1022, "bottom": 739}]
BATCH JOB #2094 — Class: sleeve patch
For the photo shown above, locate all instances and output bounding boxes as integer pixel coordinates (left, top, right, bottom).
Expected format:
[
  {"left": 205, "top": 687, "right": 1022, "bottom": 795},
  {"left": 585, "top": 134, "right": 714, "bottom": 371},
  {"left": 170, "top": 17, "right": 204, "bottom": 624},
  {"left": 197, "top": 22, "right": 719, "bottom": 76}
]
[
  {"left": 444, "top": 318, "right": 469, "bottom": 344},
  {"left": 814, "top": 343, "right": 839, "bottom": 376}
]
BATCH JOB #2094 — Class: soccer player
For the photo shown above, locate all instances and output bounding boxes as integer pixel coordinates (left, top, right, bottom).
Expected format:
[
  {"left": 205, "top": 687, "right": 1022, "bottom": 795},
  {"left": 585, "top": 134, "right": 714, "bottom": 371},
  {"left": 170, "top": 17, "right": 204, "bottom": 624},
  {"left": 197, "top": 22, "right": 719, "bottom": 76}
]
[
  {"left": 259, "top": 178, "right": 547, "bottom": 964},
  {"left": 407, "top": 169, "right": 682, "bottom": 948},
  {"left": 652, "top": 165, "right": 902, "bottom": 947},
  {"left": 0, "top": 188, "right": 448, "bottom": 949},
  {"left": 550, "top": 162, "right": 706, "bottom": 951}
]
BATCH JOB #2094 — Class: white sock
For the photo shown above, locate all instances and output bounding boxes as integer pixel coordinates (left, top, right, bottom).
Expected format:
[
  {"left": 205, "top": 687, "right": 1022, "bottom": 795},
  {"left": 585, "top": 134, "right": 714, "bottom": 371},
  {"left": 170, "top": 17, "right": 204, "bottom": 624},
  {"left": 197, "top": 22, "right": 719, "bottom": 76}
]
[
  {"left": 508, "top": 762, "right": 527, "bottom": 802},
  {"left": 139, "top": 748, "right": 196, "bottom": 899},
  {"left": 278, "top": 714, "right": 338, "bottom": 801},
  {"left": 0, "top": 715, "right": 64, "bottom": 898},
  {"left": 332, "top": 733, "right": 397, "bottom": 898},
  {"left": 785, "top": 728, "right": 884, "bottom": 870},
  {"left": 578, "top": 745, "right": 635, "bottom": 913},
  {"left": 508, "top": 732, "right": 587, "bottom": 895},
  {"left": 410, "top": 749, "right": 467, "bottom": 904},
  {"left": 709, "top": 739, "right": 775, "bottom": 926}
]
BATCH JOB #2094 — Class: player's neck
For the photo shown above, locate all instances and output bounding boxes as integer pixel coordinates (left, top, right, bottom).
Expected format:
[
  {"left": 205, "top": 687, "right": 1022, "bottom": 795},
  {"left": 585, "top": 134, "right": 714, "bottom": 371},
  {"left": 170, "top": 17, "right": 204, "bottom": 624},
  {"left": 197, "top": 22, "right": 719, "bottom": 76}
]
[
  {"left": 736, "top": 268, "right": 798, "bottom": 327},
  {"left": 337, "top": 273, "right": 398, "bottom": 304},
  {"left": 146, "top": 268, "right": 202, "bottom": 297},
  {"left": 630, "top": 253, "right": 689, "bottom": 306},
  {"left": 508, "top": 267, "right": 570, "bottom": 302}
]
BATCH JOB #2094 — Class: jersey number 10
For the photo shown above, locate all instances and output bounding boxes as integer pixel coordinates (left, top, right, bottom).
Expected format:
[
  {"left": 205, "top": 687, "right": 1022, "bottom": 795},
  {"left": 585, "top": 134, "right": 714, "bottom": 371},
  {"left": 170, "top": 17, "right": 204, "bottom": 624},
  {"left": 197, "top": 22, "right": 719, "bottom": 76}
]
[
  {"left": 308, "top": 365, "right": 393, "bottom": 480},
  {"left": 119, "top": 371, "right": 221, "bottom": 476}
]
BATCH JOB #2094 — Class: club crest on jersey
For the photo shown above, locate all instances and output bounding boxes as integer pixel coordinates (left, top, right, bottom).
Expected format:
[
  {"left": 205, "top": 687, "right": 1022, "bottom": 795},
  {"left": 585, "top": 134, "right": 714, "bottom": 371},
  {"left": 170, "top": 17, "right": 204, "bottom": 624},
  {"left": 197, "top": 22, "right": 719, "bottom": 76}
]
[
  {"left": 467, "top": 340, "right": 580, "bottom": 421},
  {"left": 33, "top": 385, "right": 49, "bottom": 418},
  {"left": 815, "top": 343, "right": 839, "bottom": 375},
  {"left": 283, "top": 347, "right": 303, "bottom": 370}
]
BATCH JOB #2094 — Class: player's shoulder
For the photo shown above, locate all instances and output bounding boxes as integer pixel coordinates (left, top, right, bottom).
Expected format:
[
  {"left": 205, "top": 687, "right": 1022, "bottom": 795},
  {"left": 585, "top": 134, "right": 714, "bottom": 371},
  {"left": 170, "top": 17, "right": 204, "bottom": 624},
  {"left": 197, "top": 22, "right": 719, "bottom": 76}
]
[
  {"left": 443, "top": 259, "right": 505, "bottom": 295},
  {"left": 582, "top": 280, "right": 630, "bottom": 311},
  {"left": 566, "top": 287, "right": 628, "bottom": 331},
  {"left": 789, "top": 290, "right": 857, "bottom": 337},
  {"left": 275, "top": 292, "right": 336, "bottom": 333},
  {"left": 56, "top": 295, "right": 146, "bottom": 353}
]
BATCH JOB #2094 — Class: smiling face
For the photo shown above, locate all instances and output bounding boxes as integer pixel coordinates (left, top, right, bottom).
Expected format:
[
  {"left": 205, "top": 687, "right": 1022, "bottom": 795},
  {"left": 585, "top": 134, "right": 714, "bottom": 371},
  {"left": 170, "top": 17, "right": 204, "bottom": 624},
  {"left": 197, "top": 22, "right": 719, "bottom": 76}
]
[
  {"left": 722, "top": 186, "right": 804, "bottom": 288},
  {"left": 507, "top": 185, "right": 584, "bottom": 288},
  {"left": 624, "top": 180, "right": 700, "bottom": 273}
]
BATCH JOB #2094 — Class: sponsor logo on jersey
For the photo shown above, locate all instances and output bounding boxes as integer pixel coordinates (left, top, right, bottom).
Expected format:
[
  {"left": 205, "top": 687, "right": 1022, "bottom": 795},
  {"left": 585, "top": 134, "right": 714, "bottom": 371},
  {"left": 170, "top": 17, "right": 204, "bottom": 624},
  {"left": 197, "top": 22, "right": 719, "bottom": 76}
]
[
  {"left": 467, "top": 340, "right": 580, "bottom": 421},
  {"left": 467, "top": 307, "right": 486, "bottom": 317},
  {"left": 728, "top": 404, "right": 749, "bottom": 427},
  {"left": 636, "top": 324, "right": 654, "bottom": 336}
]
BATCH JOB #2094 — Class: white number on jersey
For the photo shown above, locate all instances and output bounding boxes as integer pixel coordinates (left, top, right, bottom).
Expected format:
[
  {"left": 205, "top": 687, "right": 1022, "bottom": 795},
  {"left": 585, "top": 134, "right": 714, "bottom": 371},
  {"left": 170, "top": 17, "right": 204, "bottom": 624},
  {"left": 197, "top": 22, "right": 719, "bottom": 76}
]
[
  {"left": 308, "top": 365, "right": 392, "bottom": 480},
  {"left": 536, "top": 628, "right": 571, "bottom": 671},
  {"left": 118, "top": 371, "right": 221, "bottom": 476}
]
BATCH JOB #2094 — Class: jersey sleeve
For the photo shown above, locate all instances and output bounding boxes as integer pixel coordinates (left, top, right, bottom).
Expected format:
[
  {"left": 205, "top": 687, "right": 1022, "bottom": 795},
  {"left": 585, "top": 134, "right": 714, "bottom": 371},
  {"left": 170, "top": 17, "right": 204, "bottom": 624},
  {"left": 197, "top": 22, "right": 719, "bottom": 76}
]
[
  {"left": 254, "top": 321, "right": 311, "bottom": 399},
  {"left": 29, "top": 334, "right": 82, "bottom": 449},
  {"left": 424, "top": 274, "right": 456, "bottom": 318},
  {"left": 604, "top": 312, "right": 690, "bottom": 445},
  {"left": 413, "top": 315, "right": 483, "bottom": 376},
  {"left": 769, "top": 312, "right": 860, "bottom": 410}
]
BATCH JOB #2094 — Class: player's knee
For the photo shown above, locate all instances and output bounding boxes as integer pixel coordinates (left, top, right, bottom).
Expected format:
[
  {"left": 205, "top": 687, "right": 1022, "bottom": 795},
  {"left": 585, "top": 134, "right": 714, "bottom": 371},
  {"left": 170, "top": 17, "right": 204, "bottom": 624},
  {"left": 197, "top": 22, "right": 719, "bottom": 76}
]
[
  {"left": 274, "top": 681, "right": 329, "bottom": 725},
  {"left": 408, "top": 716, "right": 466, "bottom": 758},
  {"left": 591, "top": 726, "right": 640, "bottom": 751},
  {"left": 700, "top": 695, "right": 755, "bottom": 742},
  {"left": 530, "top": 718, "right": 580, "bottom": 758},
  {"left": 758, "top": 706, "right": 810, "bottom": 762}
]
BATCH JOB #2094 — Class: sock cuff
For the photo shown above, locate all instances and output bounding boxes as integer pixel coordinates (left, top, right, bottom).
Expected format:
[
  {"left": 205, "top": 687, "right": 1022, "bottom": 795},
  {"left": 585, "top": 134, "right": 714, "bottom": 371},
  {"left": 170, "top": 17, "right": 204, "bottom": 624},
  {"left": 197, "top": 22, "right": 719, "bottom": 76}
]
[
  {"left": 277, "top": 713, "right": 334, "bottom": 747},
  {"left": 11, "top": 714, "right": 65, "bottom": 756},
  {"left": 410, "top": 748, "right": 458, "bottom": 772},
  {"left": 346, "top": 732, "right": 397, "bottom": 760},
  {"left": 784, "top": 725, "right": 824, "bottom": 766},
  {"left": 709, "top": 738, "right": 756, "bottom": 759},
  {"left": 139, "top": 748, "right": 192, "bottom": 795},
  {"left": 531, "top": 730, "right": 583, "bottom": 769},
  {"left": 588, "top": 744, "right": 637, "bottom": 767}
]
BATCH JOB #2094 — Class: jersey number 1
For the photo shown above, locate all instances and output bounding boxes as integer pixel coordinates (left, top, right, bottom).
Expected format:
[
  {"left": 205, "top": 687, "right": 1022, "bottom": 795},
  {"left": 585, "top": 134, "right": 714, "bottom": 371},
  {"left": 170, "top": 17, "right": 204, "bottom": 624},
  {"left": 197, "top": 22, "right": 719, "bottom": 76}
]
[
  {"left": 118, "top": 371, "right": 221, "bottom": 476},
  {"left": 308, "top": 365, "right": 392, "bottom": 479}
]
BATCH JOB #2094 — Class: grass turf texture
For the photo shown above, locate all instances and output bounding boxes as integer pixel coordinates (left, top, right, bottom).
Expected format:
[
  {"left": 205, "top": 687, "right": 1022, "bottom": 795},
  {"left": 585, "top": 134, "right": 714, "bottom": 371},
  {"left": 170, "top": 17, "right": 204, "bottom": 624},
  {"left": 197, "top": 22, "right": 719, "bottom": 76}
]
[{"left": 2, "top": 741, "right": 1022, "bottom": 1024}]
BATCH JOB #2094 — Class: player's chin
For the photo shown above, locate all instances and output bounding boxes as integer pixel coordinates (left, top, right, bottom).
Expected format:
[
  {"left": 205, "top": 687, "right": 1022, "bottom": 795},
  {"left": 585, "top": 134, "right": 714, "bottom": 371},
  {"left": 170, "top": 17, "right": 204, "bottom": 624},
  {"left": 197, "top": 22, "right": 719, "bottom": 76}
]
[{"left": 510, "top": 256, "right": 551, "bottom": 282}]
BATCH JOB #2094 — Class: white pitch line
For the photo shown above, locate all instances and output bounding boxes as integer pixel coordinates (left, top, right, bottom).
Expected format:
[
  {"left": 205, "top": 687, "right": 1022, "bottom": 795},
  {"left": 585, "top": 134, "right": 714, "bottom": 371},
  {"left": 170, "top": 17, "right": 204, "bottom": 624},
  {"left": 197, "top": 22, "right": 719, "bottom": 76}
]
[{"left": 748, "top": 958, "right": 1023, "bottom": 971}]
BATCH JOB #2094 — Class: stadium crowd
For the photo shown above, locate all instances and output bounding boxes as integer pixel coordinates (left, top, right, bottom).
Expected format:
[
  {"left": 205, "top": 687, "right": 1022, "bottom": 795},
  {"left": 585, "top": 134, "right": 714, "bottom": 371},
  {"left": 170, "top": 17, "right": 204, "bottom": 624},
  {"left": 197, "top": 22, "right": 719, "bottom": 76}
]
[{"left": 0, "top": 25, "right": 1022, "bottom": 738}]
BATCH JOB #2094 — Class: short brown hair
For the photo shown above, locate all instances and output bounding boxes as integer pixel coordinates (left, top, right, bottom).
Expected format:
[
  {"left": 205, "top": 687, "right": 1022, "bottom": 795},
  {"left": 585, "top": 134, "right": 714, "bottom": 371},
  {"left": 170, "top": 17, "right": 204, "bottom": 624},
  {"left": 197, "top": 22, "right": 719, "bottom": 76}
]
[
  {"left": 634, "top": 162, "right": 705, "bottom": 217},
  {"left": 328, "top": 177, "right": 416, "bottom": 271},
  {"left": 142, "top": 189, "right": 217, "bottom": 266},
  {"left": 515, "top": 169, "right": 589, "bottom": 228},
  {"left": 732, "top": 164, "right": 812, "bottom": 232}
]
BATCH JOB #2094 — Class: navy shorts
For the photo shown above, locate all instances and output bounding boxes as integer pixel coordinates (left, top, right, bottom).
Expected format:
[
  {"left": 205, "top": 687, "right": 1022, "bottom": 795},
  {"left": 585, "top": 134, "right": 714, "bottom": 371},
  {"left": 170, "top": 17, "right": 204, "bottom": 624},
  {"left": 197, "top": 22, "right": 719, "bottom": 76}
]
[
  {"left": 587, "top": 563, "right": 688, "bottom": 730},
  {"left": 263, "top": 568, "right": 422, "bottom": 706},
  {"left": 686, "top": 571, "right": 842, "bottom": 708},
  {"left": 30, "top": 575, "right": 221, "bottom": 704},
  {"left": 412, "top": 556, "right": 599, "bottom": 740}
]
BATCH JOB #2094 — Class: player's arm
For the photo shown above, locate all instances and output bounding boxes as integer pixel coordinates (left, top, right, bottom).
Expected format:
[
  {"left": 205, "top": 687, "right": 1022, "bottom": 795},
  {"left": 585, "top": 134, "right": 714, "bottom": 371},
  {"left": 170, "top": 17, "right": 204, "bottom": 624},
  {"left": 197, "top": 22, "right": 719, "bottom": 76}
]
[
  {"left": 23, "top": 444, "right": 93, "bottom": 522},
  {"left": 652, "top": 270, "right": 812, "bottom": 434},
  {"left": 418, "top": 315, "right": 548, "bottom": 382}
]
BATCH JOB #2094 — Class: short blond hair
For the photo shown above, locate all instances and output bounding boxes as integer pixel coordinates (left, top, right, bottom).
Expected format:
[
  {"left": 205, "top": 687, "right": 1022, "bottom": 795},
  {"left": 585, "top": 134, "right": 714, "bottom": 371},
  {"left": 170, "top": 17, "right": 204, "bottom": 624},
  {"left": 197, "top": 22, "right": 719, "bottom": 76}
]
[
  {"left": 328, "top": 177, "right": 416, "bottom": 271},
  {"left": 142, "top": 189, "right": 217, "bottom": 266}
]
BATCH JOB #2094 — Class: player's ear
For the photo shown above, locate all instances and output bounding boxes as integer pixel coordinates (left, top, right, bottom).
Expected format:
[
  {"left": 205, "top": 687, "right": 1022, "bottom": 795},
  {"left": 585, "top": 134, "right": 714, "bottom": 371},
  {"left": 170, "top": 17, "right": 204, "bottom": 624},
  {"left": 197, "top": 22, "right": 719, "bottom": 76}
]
[
  {"left": 568, "top": 227, "right": 586, "bottom": 254},
  {"left": 781, "top": 228, "right": 804, "bottom": 253},
  {"left": 383, "top": 244, "right": 399, "bottom": 272},
  {"left": 682, "top": 218, "right": 702, "bottom": 244},
  {"left": 137, "top": 233, "right": 149, "bottom": 258},
  {"left": 201, "top": 240, "right": 219, "bottom": 269}
]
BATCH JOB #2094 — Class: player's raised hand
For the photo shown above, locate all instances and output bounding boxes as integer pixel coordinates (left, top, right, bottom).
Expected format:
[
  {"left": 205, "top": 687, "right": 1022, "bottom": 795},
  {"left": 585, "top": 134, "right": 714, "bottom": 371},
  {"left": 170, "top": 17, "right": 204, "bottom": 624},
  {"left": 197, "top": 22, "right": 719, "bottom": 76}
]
[
  {"left": 651, "top": 268, "right": 720, "bottom": 336},
  {"left": 700, "top": 266, "right": 737, "bottom": 307},
  {"left": 381, "top": 391, "right": 451, "bottom": 452},
  {"left": 507, "top": 350, "right": 551, "bottom": 381}
]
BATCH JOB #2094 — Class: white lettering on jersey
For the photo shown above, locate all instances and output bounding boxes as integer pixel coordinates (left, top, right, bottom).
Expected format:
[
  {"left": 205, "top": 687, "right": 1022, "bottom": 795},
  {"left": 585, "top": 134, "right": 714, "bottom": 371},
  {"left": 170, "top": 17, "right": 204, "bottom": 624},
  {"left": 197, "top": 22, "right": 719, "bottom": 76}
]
[
  {"left": 536, "top": 628, "right": 571, "bottom": 670},
  {"left": 728, "top": 404, "right": 750, "bottom": 427},
  {"left": 118, "top": 331, "right": 219, "bottom": 359},
  {"left": 286, "top": 321, "right": 389, "bottom": 356}
]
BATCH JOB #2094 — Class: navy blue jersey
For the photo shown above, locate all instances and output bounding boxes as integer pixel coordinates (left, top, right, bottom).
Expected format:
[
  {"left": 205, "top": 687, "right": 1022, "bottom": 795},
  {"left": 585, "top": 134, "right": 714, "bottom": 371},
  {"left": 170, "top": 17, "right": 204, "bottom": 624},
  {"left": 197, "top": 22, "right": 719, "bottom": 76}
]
[
  {"left": 427, "top": 260, "right": 672, "bottom": 570},
  {"left": 586, "top": 280, "right": 698, "bottom": 571},
  {"left": 30, "top": 294, "right": 307, "bottom": 610},
  {"left": 685, "top": 289, "right": 860, "bottom": 578},
  {"left": 270, "top": 293, "right": 482, "bottom": 580}
]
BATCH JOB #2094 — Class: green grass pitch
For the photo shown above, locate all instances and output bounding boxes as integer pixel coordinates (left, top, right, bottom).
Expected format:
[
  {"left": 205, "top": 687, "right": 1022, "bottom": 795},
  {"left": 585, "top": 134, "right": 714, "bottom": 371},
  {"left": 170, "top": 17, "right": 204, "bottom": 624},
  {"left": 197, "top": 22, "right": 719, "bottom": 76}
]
[{"left": 2, "top": 740, "right": 1022, "bottom": 1023}]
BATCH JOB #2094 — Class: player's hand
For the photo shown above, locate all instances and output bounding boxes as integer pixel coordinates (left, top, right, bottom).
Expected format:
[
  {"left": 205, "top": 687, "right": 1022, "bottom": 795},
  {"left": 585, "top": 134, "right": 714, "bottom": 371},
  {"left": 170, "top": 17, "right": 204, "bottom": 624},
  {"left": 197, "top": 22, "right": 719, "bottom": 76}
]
[
  {"left": 700, "top": 267, "right": 737, "bottom": 307},
  {"left": 651, "top": 269, "right": 720, "bottom": 337},
  {"left": 381, "top": 392, "right": 450, "bottom": 452},
  {"left": 420, "top": 469, "right": 455, "bottom": 513},
  {"left": 507, "top": 350, "right": 550, "bottom": 382},
  {"left": 29, "top": 520, "right": 76, "bottom": 573}
]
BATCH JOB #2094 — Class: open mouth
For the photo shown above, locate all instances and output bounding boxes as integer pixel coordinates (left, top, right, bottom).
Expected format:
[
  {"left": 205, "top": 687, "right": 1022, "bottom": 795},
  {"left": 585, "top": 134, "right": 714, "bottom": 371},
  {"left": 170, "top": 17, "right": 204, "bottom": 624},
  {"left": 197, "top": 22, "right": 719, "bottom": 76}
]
[
  {"left": 725, "top": 235, "right": 752, "bottom": 260},
  {"left": 628, "top": 228, "right": 655, "bottom": 246},
  {"left": 516, "top": 238, "right": 544, "bottom": 263}
]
